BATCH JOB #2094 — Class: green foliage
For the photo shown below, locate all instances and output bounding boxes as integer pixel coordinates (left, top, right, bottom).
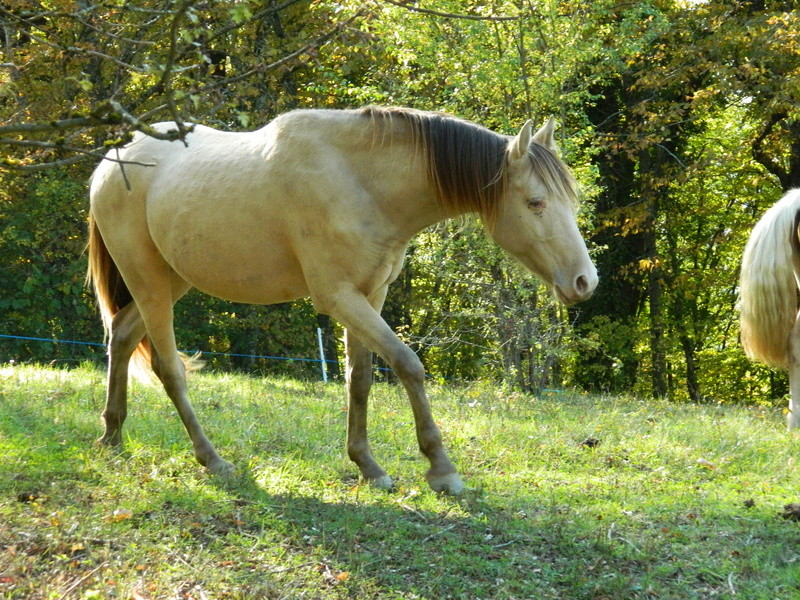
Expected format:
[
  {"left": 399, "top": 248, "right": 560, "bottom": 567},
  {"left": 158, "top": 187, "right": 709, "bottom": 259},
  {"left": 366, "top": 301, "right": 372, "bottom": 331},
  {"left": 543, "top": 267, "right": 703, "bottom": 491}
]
[
  {"left": 1, "top": 0, "right": 798, "bottom": 402},
  {"left": 0, "top": 169, "right": 102, "bottom": 364},
  {"left": 173, "top": 294, "right": 333, "bottom": 379}
]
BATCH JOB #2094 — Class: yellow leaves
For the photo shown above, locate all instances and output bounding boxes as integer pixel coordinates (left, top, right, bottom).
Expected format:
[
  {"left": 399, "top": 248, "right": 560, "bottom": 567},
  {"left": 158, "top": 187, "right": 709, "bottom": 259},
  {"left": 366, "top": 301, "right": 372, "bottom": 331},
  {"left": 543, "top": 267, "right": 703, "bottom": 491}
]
[
  {"left": 621, "top": 216, "right": 645, "bottom": 236},
  {"left": 696, "top": 458, "right": 717, "bottom": 470},
  {"left": 103, "top": 508, "right": 134, "bottom": 523},
  {"left": 637, "top": 257, "right": 662, "bottom": 273},
  {"left": 316, "top": 562, "right": 351, "bottom": 586},
  {"left": 690, "top": 87, "right": 720, "bottom": 103}
]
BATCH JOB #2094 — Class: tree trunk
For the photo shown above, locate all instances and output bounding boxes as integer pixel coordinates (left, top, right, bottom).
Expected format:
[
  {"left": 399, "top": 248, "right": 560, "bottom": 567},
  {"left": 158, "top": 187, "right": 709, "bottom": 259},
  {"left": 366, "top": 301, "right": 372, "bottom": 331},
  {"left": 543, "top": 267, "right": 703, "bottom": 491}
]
[
  {"left": 680, "top": 335, "right": 701, "bottom": 402},
  {"left": 572, "top": 78, "right": 646, "bottom": 393}
]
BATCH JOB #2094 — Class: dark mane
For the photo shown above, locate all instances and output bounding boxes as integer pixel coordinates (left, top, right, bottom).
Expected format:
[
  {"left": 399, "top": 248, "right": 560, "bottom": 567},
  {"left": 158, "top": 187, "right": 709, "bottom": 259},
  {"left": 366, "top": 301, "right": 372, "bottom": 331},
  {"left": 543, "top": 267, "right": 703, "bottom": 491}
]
[
  {"left": 356, "top": 106, "right": 578, "bottom": 223},
  {"left": 358, "top": 106, "right": 507, "bottom": 221}
]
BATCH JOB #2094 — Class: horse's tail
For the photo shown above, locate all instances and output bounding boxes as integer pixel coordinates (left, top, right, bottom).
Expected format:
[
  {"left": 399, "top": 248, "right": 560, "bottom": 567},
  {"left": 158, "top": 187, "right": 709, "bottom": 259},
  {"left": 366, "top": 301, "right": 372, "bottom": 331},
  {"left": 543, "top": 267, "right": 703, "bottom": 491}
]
[
  {"left": 86, "top": 211, "right": 153, "bottom": 377},
  {"left": 739, "top": 189, "right": 800, "bottom": 370}
]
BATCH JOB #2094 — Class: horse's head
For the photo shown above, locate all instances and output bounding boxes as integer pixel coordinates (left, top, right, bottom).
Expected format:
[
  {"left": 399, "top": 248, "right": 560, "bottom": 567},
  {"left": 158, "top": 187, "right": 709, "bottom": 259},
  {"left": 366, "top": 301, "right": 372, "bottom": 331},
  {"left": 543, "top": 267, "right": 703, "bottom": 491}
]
[{"left": 489, "top": 119, "right": 597, "bottom": 305}]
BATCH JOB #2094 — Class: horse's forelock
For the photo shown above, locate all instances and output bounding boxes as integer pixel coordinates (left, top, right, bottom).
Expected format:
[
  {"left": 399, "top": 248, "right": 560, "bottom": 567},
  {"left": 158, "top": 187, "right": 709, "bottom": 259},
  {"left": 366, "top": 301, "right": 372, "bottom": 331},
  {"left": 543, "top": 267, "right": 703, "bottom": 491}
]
[{"left": 526, "top": 143, "right": 579, "bottom": 211}]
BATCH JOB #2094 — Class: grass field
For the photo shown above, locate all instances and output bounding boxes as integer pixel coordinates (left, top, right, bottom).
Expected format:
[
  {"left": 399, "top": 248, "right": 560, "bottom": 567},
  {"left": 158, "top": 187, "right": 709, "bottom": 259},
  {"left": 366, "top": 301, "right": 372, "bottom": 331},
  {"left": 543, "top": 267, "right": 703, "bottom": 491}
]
[{"left": 1, "top": 363, "right": 800, "bottom": 599}]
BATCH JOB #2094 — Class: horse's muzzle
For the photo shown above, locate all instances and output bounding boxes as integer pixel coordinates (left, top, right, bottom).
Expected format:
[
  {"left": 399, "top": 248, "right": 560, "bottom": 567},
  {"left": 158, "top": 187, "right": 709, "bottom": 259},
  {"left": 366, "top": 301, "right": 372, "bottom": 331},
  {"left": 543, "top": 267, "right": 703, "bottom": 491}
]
[{"left": 555, "top": 270, "right": 598, "bottom": 305}]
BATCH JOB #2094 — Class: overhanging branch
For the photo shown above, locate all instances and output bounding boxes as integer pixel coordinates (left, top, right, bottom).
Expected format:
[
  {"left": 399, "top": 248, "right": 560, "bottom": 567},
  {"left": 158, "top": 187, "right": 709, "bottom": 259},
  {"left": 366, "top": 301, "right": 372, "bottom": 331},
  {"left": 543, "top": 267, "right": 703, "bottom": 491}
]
[{"left": 380, "top": 0, "right": 519, "bottom": 21}]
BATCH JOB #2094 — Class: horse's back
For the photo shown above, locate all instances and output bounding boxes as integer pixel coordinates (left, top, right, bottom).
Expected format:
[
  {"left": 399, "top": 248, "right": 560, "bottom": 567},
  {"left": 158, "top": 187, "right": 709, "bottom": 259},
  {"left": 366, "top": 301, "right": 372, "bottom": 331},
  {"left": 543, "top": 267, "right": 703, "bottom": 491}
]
[{"left": 88, "top": 110, "right": 392, "bottom": 306}]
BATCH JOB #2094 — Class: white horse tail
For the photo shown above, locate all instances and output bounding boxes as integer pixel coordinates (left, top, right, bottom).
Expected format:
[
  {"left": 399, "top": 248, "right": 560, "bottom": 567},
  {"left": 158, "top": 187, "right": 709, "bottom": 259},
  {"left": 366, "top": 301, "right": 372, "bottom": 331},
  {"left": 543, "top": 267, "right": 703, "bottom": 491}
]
[
  {"left": 739, "top": 189, "right": 800, "bottom": 369},
  {"left": 86, "top": 212, "right": 153, "bottom": 378}
]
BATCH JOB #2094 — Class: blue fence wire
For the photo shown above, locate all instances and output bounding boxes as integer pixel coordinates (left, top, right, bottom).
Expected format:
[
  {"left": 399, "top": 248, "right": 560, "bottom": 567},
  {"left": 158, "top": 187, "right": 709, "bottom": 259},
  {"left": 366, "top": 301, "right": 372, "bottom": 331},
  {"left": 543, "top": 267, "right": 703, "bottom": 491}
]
[
  {"left": 0, "top": 333, "right": 341, "bottom": 366},
  {"left": 0, "top": 334, "right": 563, "bottom": 388}
]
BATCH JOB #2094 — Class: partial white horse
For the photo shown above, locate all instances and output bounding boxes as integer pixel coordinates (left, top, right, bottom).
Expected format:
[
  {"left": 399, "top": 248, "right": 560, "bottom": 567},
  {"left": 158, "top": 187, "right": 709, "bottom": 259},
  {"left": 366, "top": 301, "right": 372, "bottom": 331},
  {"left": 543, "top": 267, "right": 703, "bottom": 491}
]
[
  {"left": 87, "top": 106, "right": 597, "bottom": 494},
  {"left": 740, "top": 188, "right": 800, "bottom": 429}
]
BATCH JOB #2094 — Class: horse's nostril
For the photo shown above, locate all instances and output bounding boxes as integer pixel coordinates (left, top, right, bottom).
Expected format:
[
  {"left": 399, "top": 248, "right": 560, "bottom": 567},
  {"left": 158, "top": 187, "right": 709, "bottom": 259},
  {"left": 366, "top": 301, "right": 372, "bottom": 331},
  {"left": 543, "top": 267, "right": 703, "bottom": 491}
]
[{"left": 575, "top": 275, "right": 589, "bottom": 295}]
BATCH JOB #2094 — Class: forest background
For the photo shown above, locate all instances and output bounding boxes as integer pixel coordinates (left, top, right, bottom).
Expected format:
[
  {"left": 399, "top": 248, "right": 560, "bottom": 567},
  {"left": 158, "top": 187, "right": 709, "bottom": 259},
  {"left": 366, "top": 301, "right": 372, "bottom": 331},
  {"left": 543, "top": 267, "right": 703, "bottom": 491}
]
[{"left": 0, "top": 0, "right": 797, "bottom": 405}]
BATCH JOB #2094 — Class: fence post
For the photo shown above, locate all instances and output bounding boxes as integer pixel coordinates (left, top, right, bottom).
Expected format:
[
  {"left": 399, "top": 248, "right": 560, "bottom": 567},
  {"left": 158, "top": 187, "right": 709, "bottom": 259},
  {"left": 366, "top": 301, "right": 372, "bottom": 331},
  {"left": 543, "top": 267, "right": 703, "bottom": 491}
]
[{"left": 316, "top": 327, "right": 328, "bottom": 383}]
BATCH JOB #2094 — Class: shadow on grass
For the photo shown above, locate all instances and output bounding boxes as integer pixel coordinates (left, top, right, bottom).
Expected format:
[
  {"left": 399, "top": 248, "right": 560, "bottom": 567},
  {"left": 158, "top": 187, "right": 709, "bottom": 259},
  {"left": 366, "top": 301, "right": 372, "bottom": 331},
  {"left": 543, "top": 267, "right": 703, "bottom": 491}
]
[{"left": 205, "top": 469, "right": 614, "bottom": 600}]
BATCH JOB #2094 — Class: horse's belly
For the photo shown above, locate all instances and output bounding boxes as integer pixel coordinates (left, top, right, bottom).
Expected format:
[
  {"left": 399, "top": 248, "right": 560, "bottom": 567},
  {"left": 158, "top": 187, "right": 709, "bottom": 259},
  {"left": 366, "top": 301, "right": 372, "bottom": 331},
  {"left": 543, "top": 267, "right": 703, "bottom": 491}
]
[
  {"left": 180, "top": 256, "right": 309, "bottom": 305},
  {"left": 148, "top": 211, "right": 309, "bottom": 305}
]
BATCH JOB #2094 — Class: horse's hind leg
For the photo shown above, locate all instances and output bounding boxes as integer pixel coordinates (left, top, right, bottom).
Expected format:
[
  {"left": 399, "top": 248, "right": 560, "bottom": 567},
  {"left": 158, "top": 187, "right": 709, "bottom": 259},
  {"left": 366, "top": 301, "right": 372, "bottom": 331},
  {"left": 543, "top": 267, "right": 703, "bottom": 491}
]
[
  {"left": 788, "top": 311, "right": 800, "bottom": 430},
  {"left": 105, "top": 245, "right": 233, "bottom": 475},
  {"left": 139, "top": 295, "right": 234, "bottom": 476},
  {"left": 98, "top": 302, "right": 146, "bottom": 446},
  {"left": 345, "top": 328, "right": 393, "bottom": 490}
]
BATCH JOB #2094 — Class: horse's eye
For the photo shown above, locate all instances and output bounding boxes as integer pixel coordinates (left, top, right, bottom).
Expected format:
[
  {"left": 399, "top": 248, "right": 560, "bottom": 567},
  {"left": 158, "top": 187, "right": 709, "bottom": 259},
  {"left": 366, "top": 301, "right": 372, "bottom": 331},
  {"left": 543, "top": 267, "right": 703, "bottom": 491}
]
[{"left": 527, "top": 198, "right": 545, "bottom": 210}]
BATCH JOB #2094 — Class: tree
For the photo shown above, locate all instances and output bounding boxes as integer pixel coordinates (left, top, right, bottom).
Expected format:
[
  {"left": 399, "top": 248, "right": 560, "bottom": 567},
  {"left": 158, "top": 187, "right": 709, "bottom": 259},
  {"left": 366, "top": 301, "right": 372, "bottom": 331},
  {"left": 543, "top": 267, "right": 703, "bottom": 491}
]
[
  {"left": 1, "top": 0, "right": 795, "bottom": 404},
  {"left": 572, "top": 0, "right": 797, "bottom": 400},
  {"left": 0, "top": 0, "right": 359, "bottom": 170}
]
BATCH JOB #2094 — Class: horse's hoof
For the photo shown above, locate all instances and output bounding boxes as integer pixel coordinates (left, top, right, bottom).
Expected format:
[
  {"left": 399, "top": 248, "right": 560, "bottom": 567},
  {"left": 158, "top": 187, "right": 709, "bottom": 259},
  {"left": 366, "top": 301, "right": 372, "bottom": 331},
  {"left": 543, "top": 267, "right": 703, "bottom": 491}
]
[
  {"left": 207, "top": 458, "right": 236, "bottom": 478},
  {"left": 96, "top": 435, "right": 122, "bottom": 447},
  {"left": 427, "top": 472, "right": 465, "bottom": 495},
  {"left": 367, "top": 474, "right": 395, "bottom": 491}
]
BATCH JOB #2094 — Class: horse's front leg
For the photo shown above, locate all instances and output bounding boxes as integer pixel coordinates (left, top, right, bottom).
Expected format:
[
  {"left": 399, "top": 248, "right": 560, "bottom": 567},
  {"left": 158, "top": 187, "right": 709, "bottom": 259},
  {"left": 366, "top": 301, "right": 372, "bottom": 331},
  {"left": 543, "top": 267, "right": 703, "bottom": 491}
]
[
  {"left": 345, "top": 329, "right": 393, "bottom": 490},
  {"left": 326, "top": 289, "right": 464, "bottom": 494},
  {"left": 788, "top": 311, "right": 800, "bottom": 430}
]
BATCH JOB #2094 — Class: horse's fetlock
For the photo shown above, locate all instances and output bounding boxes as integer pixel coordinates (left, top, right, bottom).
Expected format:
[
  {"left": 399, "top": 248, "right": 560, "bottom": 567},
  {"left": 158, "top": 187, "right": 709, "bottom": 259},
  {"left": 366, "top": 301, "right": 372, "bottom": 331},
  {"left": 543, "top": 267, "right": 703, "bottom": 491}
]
[{"left": 347, "top": 441, "right": 369, "bottom": 462}]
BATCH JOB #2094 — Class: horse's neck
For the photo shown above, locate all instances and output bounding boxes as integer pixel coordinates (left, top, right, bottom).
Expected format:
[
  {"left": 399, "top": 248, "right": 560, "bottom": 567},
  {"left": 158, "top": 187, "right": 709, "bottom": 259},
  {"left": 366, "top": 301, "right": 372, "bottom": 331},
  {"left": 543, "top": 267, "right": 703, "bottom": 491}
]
[
  {"left": 280, "top": 110, "right": 477, "bottom": 238},
  {"left": 355, "top": 141, "right": 459, "bottom": 238}
]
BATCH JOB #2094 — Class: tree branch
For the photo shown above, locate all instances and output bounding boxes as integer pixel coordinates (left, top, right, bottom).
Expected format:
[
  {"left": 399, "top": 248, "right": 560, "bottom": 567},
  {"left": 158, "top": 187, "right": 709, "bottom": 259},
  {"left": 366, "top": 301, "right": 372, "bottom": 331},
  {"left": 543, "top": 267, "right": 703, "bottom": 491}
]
[
  {"left": 157, "top": 0, "right": 196, "bottom": 143},
  {"left": 0, "top": 100, "right": 187, "bottom": 141},
  {"left": 188, "top": 11, "right": 362, "bottom": 97},
  {"left": 380, "top": 0, "right": 519, "bottom": 22},
  {"left": 201, "top": 0, "right": 310, "bottom": 48},
  {"left": 0, "top": 138, "right": 155, "bottom": 171},
  {"left": 0, "top": 2, "right": 360, "bottom": 170},
  {"left": 751, "top": 111, "right": 789, "bottom": 188}
]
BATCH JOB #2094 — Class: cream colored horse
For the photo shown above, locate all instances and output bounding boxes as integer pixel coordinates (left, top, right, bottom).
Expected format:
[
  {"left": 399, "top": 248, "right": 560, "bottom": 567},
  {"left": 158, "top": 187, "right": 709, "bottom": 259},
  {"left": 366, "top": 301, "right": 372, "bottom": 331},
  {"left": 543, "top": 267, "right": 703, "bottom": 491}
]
[
  {"left": 87, "top": 106, "right": 597, "bottom": 494},
  {"left": 740, "top": 188, "right": 800, "bottom": 430}
]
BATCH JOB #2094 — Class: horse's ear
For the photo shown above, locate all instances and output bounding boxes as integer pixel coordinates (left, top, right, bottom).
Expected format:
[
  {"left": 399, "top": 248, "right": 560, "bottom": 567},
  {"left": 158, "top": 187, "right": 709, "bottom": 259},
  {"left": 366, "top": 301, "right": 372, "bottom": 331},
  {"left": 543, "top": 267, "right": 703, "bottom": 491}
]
[
  {"left": 532, "top": 117, "right": 557, "bottom": 152},
  {"left": 509, "top": 120, "right": 533, "bottom": 161}
]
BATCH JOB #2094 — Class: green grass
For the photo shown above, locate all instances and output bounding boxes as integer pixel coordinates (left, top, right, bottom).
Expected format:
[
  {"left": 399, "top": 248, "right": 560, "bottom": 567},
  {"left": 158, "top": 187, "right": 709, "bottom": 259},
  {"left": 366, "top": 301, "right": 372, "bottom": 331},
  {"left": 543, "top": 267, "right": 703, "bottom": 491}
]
[{"left": 1, "top": 363, "right": 800, "bottom": 599}]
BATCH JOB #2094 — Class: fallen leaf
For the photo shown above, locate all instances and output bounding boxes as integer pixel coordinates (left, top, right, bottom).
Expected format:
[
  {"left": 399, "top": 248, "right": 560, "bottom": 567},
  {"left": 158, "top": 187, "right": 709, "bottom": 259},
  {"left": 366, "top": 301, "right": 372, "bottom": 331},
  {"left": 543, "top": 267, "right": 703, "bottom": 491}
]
[{"left": 104, "top": 509, "right": 134, "bottom": 522}]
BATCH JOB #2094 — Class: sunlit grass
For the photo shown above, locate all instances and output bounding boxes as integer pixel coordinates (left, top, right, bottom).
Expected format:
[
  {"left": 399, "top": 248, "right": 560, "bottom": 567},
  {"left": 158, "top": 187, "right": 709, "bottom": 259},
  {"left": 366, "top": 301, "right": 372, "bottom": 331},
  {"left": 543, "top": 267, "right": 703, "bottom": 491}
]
[{"left": 2, "top": 363, "right": 800, "bottom": 599}]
